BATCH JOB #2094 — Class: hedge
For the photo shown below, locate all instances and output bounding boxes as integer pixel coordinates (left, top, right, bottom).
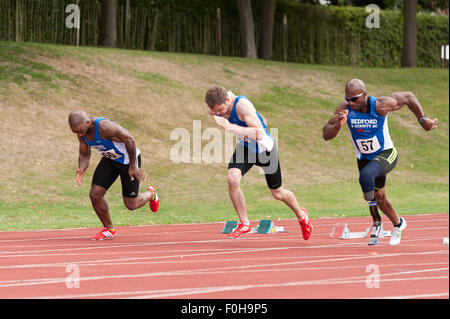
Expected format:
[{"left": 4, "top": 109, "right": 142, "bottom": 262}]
[{"left": 0, "top": 0, "right": 447, "bottom": 68}]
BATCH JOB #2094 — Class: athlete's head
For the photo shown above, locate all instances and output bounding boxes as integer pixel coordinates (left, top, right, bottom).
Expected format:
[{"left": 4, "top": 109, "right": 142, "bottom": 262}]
[
  {"left": 68, "top": 110, "right": 90, "bottom": 136},
  {"left": 345, "top": 79, "right": 367, "bottom": 111},
  {"left": 205, "top": 86, "right": 232, "bottom": 116}
]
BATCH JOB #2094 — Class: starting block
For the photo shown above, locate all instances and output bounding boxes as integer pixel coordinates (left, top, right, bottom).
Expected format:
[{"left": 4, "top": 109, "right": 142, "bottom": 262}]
[
  {"left": 221, "top": 220, "right": 285, "bottom": 234},
  {"left": 330, "top": 223, "right": 391, "bottom": 240},
  {"left": 253, "top": 220, "right": 285, "bottom": 234},
  {"left": 221, "top": 221, "right": 238, "bottom": 234}
]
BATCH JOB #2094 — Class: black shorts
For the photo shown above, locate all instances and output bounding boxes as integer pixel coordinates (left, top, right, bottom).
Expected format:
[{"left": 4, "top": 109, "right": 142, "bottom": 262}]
[
  {"left": 357, "top": 148, "right": 398, "bottom": 191},
  {"left": 228, "top": 143, "right": 282, "bottom": 190},
  {"left": 92, "top": 155, "right": 142, "bottom": 198}
]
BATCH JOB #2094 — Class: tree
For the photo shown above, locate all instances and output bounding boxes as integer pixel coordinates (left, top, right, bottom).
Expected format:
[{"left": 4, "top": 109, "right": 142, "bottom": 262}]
[
  {"left": 402, "top": 0, "right": 417, "bottom": 67},
  {"left": 237, "top": 0, "right": 257, "bottom": 58},
  {"left": 259, "top": 0, "right": 277, "bottom": 60},
  {"left": 98, "top": 0, "right": 118, "bottom": 48}
]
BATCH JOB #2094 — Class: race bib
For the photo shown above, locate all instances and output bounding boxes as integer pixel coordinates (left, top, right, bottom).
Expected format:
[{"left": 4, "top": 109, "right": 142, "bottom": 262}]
[
  {"left": 356, "top": 136, "right": 381, "bottom": 154},
  {"left": 100, "top": 149, "right": 123, "bottom": 160}
]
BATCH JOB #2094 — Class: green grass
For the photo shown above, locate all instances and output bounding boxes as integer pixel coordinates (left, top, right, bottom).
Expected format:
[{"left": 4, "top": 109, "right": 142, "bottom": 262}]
[{"left": 0, "top": 41, "right": 448, "bottom": 231}]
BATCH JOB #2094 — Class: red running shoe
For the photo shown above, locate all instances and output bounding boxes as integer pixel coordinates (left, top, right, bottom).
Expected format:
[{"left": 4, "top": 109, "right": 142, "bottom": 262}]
[
  {"left": 299, "top": 207, "right": 312, "bottom": 240},
  {"left": 147, "top": 186, "right": 160, "bottom": 213},
  {"left": 228, "top": 221, "right": 251, "bottom": 239},
  {"left": 89, "top": 227, "right": 117, "bottom": 240}
]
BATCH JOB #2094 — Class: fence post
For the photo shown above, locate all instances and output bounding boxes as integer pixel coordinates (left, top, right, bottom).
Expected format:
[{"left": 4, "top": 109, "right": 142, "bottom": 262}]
[
  {"left": 15, "top": 0, "right": 21, "bottom": 42},
  {"left": 76, "top": 0, "right": 80, "bottom": 46},
  {"left": 442, "top": 44, "right": 449, "bottom": 68},
  {"left": 282, "top": 13, "right": 287, "bottom": 62},
  {"left": 217, "top": 7, "right": 222, "bottom": 56}
]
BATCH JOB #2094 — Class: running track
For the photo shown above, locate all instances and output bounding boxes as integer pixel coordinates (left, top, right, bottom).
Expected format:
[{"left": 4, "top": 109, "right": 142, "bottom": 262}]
[{"left": 0, "top": 214, "right": 447, "bottom": 299}]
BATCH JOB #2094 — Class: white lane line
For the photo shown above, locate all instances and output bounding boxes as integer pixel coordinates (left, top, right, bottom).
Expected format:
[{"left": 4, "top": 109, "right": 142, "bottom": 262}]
[
  {"left": 364, "top": 292, "right": 449, "bottom": 299},
  {"left": 0, "top": 250, "right": 447, "bottom": 288},
  {"left": 0, "top": 216, "right": 447, "bottom": 244},
  {"left": 0, "top": 237, "right": 378, "bottom": 258},
  {"left": 0, "top": 224, "right": 448, "bottom": 251},
  {"left": 0, "top": 229, "right": 442, "bottom": 258},
  {"left": 0, "top": 233, "right": 447, "bottom": 270},
  {"left": 27, "top": 270, "right": 448, "bottom": 299},
  {"left": 0, "top": 246, "right": 447, "bottom": 271}
]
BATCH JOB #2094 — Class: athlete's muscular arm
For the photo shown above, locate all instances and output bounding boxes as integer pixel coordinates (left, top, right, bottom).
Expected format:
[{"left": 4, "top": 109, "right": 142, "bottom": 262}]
[
  {"left": 214, "top": 99, "right": 265, "bottom": 140},
  {"left": 98, "top": 120, "right": 141, "bottom": 181},
  {"left": 376, "top": 92, "right": 438, "bottom": 131},
  {"left": 76, "top": 136, "right": 91, "bottom": 185},
  {"left": 323, "top": 102, "right": 348, "bottom": 141}
]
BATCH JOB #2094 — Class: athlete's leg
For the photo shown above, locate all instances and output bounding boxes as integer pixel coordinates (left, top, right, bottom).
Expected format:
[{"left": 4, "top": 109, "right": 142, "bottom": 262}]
[
  {"left": 260, "top": 148, "right": 307, "bottom": 220},
  {"left": 90, "top": 158, "right": 119, "bottom": 229},
  {"left": 358, "top": 149, "right": 400, "bottom": 244},
  {"left": 227, "top": 144, "right": 254, "bottom": 224},
  {"left": 227, "top": 168, "right": 249, "bottom": 223},
  {"left": 119, "top": 155, "right": 156, "bottom": 211},
  {"left": 358, "top": 160, "right": 384, "bottom": 202},
  {"left": 123, "top": 191, "right": 155, "bottom": 210},
  {"left": 357, "top": 158, "right": 384, "bottom": 223},
  {"left": 357, "top": 159, "right": 384, "bottom": 245},
  {"left": 270, "top": 187, "right": 307, "bottom": 219},
  {"left": 89, "top": 185, "right": 114, "bottom": 229},
  {"left": 375, "top": 187, "right": 401, "bottom": 226},
  {"left": 372, "top": 149, "right": 401, "bottom": 227},
  {"left": 261, "top": 148, "right": 311, "bottom": 239}
]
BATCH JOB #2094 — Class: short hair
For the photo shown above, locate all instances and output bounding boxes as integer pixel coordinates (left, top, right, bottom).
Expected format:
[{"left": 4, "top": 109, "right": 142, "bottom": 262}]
[
  {"left": 345, "top": 79, "right": 367, "bottom": 94},
  {"left": 68, "top": 110, "right": 88, "bottom": 128},
  {"left": 205, "top": 86, "right": 228, "bottom": 108}
]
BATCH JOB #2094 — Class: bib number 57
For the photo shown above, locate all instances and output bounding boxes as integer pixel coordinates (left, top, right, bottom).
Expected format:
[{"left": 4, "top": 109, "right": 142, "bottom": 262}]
[{"left": 356, "top": 137, "right": 380, "bottom": 154}]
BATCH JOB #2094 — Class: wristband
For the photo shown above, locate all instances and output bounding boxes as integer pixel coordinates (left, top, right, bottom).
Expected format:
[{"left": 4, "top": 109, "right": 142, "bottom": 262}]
[
  {"left": 418, "top": 117, "right": 427, "bottom": 123},
  {"left": 258, "top": 133, "right": 275, "bottom": 152}
]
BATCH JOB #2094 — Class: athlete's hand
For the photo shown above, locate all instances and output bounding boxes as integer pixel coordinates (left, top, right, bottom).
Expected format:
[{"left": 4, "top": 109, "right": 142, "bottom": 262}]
[
  {"left": 337, "top": 109, "right": 348, "bottom": 127},
  {"left": 420, "top": 117, "right": 438, "bottom": 131},
  {"left": 129, "top": 165, "right": 140, "bottom": 182},
  {"left": 330, "top": 109, "right": 348, "bottom": 129},
  {"left": 213, "top": 115, "right": 231, "bottom": 130},
  {"left": 75, "top": 169, "right": 84, "bottom": 186}
]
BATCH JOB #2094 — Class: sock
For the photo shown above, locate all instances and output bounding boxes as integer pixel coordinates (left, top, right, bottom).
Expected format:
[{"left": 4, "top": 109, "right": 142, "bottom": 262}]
[
  {"left": 241, "top": 221, "right": 250, "bottom": 226},
  {"left": 108, "top": 227, "right": 116, "bottom": 232},
  {"left": 394, "top": 218, "right": 402, "bottom": 228}
]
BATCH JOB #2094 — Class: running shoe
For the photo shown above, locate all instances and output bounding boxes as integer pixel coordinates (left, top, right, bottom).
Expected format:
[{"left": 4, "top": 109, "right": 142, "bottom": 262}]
[
  {"left": 147, "top": 186, "right": 160, "bottom": 213},
  {"left": 389, "top": 217, "right": 407, "bottom": 246},
  {"left": 89, "top": 227, "right": 117, "bottom": 240},
  {"left": 299, "top": 207, "right": 313, "bottom": 240},
  {"left": 228, "top": 221, "right": 251, "bottom": 239}
]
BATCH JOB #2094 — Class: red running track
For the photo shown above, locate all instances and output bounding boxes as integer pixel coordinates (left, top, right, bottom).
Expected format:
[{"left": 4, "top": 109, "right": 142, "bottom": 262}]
[{"left": 0, "top": 214, "right": 447, "bottom": 299}]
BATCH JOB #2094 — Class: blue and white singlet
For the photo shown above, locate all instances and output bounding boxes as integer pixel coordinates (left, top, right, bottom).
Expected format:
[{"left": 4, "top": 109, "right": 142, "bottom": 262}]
[
  {"left": 347, "top": 96, "right": 394, "bottom": 160},
  {"left": 81, "top": 117, "right": 140, "bottom": 165},
  {"left": 227, "top": 96, "right": 274, "bottom": 154}
]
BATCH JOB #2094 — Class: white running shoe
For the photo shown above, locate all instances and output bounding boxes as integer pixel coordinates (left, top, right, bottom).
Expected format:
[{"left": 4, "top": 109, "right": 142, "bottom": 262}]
[{"left": 389, "top": 217, "right": 407, "bottom": 246}]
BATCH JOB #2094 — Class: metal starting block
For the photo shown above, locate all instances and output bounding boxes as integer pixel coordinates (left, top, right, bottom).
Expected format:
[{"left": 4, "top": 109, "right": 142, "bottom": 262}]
[
  {"left": 251, "top": 220, "right": 285, "bottom": 234},
  {"left": 221, "top": 220, "right": 285, "bottom": 234},
  {"left": 221, "top": 221, "right": 238, "bottom": 234},
  {"left": 329, "top": 223, "right": 391, "bottom": 240}
]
